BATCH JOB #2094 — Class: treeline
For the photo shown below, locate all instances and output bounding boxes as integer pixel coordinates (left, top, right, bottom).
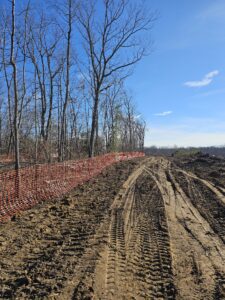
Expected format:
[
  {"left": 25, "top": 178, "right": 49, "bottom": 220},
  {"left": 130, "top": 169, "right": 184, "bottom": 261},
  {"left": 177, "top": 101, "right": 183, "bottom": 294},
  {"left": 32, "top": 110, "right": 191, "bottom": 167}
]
[
  {"left": 145, "top": 146, "right": 225, "bottom": 158},
  {"left": 0, "top": 0, "right": 154, "bottom": 167}
]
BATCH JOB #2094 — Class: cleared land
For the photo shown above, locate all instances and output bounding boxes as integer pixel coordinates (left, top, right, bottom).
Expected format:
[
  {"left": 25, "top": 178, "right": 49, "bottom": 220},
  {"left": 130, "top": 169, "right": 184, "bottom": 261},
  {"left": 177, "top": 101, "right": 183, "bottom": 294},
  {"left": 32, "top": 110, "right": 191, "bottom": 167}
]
[{"left": 0, "top": 155, "right": 225, "bottom": 299}]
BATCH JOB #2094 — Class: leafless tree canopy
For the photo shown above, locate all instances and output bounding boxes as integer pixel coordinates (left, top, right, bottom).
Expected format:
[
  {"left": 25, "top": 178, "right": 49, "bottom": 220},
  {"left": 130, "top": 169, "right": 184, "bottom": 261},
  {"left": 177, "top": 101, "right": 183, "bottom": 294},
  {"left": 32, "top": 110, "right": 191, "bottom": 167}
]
[{"left": 0, "top": 0, "right": 155, "bottom": 165}]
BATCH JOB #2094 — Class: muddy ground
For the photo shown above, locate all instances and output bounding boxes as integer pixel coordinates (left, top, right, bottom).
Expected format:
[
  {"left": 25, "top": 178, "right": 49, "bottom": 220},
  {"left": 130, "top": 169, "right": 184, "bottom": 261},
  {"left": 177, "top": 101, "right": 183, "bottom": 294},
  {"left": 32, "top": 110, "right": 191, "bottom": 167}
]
[{"left": 0, "top": 155, "right": 225, "bottom": 299}]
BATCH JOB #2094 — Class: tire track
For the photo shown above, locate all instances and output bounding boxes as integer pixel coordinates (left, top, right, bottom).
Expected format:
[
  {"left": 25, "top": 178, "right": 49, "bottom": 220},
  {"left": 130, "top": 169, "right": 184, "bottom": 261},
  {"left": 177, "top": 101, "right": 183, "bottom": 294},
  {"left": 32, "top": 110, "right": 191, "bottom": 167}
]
[
  {"left": 146, "top": 157, "right": 225, "bottom": 300},
  {"left": 2, "top": 156, "right": 225, "bottom": 299},
  {"left": 0, "top": 159, "right": 142, "bottom": 299},
  {"left": 94, "top": 164, "right": 176, "bottom": 299},
  {"left": 172, "top": 168, "right": 225, "bottom": 243}
]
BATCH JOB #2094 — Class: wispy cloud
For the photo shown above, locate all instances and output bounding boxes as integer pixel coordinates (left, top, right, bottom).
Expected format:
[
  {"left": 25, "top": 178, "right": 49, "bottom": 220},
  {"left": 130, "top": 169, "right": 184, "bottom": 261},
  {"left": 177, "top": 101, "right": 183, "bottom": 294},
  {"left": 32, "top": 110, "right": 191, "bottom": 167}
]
[
  {"left": 154, "top": 111, "right": 173, "bottom": 117},
  {"left": 184, "top": 70, "right": 219, "bottom": 88}
]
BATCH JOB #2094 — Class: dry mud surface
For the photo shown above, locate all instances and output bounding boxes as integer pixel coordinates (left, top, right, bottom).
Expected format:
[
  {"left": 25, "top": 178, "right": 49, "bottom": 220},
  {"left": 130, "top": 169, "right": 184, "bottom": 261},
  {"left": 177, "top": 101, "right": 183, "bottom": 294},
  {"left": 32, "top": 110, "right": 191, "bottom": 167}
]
[{"left": 0, "top": 156, "right": 225, "bottom": 299}]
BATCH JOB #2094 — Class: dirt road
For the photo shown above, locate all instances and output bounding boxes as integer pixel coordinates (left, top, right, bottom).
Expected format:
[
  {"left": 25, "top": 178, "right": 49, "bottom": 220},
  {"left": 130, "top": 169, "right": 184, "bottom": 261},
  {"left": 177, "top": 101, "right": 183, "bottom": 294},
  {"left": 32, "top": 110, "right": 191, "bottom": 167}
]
[
  {"left": 145, "top": 157, "right": 225, "bottom": 300},
  {"left": 0, "top": 157, "right": 225, "bottom": 299}
]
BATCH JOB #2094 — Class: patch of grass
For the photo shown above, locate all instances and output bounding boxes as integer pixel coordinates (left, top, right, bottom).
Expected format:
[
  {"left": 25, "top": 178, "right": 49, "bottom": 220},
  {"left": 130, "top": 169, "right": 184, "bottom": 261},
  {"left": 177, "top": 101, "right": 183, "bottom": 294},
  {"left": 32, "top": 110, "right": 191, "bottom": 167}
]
[{"left": 172, "top": 148, "right": 201, "bottom": 157}]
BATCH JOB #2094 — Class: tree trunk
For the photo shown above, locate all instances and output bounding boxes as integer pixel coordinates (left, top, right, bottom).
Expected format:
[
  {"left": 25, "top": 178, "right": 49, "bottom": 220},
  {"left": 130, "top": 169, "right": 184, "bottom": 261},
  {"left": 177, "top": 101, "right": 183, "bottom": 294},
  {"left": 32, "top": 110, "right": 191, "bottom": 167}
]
[
  {"left": 89, "top": 93, "right": 99, "bottom": 157},
  {"left": 10, "top": 0, "right": 20, "bottom": 171},
  {"left": 59, "top": 0, "right": 72, "bottom": 162},
  {"left": 0, "top": 112, "right": 2, "bottom": 152}
]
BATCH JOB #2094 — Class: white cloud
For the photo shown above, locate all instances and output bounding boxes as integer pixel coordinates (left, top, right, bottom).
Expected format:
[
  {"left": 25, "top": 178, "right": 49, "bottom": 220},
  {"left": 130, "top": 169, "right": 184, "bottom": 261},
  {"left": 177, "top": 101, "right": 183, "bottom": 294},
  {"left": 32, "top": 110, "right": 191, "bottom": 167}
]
[
  {"left": 154, "top": 111, "right": 173, "bottom": 117},
  {"left": 184, "top": 70, "right": 219, "bottom": 88}
]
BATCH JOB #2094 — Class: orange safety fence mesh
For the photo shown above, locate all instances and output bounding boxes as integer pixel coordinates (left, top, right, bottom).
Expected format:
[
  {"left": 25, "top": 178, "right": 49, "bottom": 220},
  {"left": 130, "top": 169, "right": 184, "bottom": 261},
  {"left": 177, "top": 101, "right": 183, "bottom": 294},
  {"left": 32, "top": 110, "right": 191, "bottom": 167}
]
[{"left": 0, "top": 152, "right": 145, "bottom": 222}]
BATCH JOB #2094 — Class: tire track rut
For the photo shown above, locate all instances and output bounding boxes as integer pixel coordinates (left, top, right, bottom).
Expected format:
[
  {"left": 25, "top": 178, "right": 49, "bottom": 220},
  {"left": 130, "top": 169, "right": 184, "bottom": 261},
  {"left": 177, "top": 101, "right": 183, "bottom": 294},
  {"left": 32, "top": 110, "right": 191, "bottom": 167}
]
[
  {"left": 94, "top": 162, "right": 176, "bottom": 300},
  {"left": 145, "top": 157, "right": 225, "bottom": 300}
]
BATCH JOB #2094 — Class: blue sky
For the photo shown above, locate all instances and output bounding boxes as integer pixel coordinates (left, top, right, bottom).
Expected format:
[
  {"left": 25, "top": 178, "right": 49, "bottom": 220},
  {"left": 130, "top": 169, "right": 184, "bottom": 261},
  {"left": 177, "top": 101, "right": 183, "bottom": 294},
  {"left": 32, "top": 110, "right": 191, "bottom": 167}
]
[{"left": 127, "top": 0, "right": 225, "bottom": 147}]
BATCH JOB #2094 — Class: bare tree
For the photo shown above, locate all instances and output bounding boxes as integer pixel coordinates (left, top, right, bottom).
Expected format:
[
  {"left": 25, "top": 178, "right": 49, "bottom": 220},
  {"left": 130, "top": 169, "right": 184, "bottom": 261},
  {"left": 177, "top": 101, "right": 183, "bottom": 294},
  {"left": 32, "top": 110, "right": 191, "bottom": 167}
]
[
  {"left": 0, "top": 10, "right": 15, "bottom": 155},
  {"left": 101, "top": 81, "right": 123, "bottom": 152},
  {"left": 78, "top": 0, "right": 155, "bottom": 157},
  {"left": 10, "top": 0, "right": 20, "bottom": 170},
  {"left": 0, "top": 0, "right": 149, "bottom": 164},
  {"left": 26, "top": 10, "right": 63, "bottom": 160},
  {"left": 53, "top": 0, "right": 77, "bottom": 161}
]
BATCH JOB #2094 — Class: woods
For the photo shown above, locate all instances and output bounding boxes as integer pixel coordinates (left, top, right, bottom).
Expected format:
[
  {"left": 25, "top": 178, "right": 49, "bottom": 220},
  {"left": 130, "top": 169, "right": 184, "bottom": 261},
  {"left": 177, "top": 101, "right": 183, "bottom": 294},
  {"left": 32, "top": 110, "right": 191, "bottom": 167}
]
[{"left": 0, "top": 0, "right": 154, "bottom": 165}]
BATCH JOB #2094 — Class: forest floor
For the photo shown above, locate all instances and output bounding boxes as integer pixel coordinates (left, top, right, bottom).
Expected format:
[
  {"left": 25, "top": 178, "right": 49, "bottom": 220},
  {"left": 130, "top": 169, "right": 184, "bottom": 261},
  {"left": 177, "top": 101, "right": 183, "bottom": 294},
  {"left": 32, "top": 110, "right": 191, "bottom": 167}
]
[{"left": 0, "top": 154, "right": 225, "bottom": 299}]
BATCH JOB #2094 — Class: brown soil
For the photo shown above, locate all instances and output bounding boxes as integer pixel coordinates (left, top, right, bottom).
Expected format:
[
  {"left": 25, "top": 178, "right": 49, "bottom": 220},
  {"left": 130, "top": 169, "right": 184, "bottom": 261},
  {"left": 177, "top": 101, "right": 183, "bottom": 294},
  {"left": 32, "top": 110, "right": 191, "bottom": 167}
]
[{"left": 1, "top": 156, "right": 225, "bottom": 299}]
